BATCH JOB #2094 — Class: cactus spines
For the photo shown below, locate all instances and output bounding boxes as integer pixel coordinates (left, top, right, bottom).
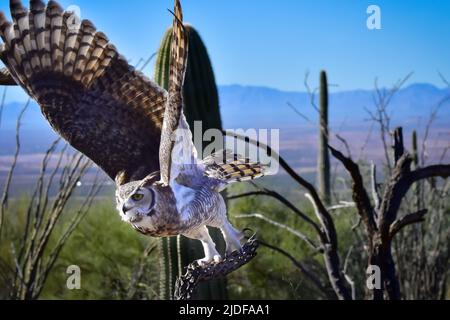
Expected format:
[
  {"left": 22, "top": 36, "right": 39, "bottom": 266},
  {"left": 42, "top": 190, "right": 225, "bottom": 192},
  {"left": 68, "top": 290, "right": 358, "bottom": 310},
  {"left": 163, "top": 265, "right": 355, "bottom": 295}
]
[
  {"left": 318, "top": 70, "right": 331, "bottom": 205},
  {"left": 154, "top": 25, "right": 226, "bottom": 300}
]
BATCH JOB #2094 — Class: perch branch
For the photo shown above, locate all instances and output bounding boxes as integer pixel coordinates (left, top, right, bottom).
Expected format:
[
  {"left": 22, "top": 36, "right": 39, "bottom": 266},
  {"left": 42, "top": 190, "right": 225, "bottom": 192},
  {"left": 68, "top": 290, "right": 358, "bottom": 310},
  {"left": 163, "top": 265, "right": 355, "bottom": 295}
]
[{"left": 174, "top": 236, "right": 259, "bottom": 300}]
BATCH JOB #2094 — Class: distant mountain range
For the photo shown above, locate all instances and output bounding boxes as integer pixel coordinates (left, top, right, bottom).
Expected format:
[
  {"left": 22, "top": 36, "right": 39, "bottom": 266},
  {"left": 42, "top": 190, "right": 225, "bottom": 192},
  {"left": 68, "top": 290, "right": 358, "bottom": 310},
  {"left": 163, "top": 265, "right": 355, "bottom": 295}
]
[
  {"left": 219, "top": 83, "right": 450, "bottom": 129},
  {"left": 1, "top": 83, "right": 449, "bottom": 156}
]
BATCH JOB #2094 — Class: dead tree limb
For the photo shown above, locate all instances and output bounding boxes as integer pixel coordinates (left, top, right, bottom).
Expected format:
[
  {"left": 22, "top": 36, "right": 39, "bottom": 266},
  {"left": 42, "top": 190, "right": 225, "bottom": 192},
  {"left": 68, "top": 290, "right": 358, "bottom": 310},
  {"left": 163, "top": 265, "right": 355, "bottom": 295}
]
[
  {"left": 389, "top": 209, "right": 427, "bottom": 240},
  {"left": 257, "top": 239, "right": 334, "bottom": 299},
  {"left": 329, "top": 145, "right": 377, "bottom": 236},
  {"left": 227, "top": 189, "right": 322, "bottom": 235},
  {"left": 330, "top": 126, "right": 450, "bottom": 300}
]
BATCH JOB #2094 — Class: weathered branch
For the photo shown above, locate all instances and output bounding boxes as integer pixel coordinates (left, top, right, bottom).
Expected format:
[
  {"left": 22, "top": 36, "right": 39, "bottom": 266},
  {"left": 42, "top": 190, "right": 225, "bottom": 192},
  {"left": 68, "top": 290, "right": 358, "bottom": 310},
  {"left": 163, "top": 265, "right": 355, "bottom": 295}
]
[
  {"left": 336, "top": 134, "right": 352, "bottom": 159},
  {"left": 379, "top": 156, "right": 450, "bottom": 239},
  {"left": 329, "top": 145, "right": 377, "bottom": 234},
  {"left": 174, "top": 236, "right": 259, "bottom": 300},
  {"left": 342, "top": 245, "right": 356, "bottom": 300},
  {"left": 409, "top": 165, "right": 450, "bottom": 184},
  {"left": 257, "top": 239, "right": 333, "bottom": 299},
  {"left": 227, "top": 189, "right": 322, "bottom": 236},
  {"left": 389, "top": 209, "right": 428, "bottom": 240},
  {"left": 327, "top": 201, "right": 355, "bottom": 211},
  {"left": 370, "top": 162, "right": 381, "bottom": 211},
  {"left": 305, "top": 193, "right": 352, "bottom": 300},
  {"left": 235, "top": 213, "right": 321, "bottom": 252}
]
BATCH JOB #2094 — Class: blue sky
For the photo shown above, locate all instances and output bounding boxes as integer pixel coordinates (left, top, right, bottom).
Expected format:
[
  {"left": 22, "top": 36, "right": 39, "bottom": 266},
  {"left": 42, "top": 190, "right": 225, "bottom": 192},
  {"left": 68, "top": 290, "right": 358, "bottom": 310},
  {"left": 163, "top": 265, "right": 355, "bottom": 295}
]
[{"left": 1, "top": 0, "right": 450, "bottom": 102}]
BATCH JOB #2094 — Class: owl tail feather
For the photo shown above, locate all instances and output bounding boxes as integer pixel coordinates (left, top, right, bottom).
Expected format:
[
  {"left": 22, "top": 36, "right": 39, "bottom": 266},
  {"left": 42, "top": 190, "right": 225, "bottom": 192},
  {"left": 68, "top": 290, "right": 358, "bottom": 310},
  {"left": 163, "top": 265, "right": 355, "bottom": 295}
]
[{"left": 203, "top": 150, "right": 268, "bottom": 184}]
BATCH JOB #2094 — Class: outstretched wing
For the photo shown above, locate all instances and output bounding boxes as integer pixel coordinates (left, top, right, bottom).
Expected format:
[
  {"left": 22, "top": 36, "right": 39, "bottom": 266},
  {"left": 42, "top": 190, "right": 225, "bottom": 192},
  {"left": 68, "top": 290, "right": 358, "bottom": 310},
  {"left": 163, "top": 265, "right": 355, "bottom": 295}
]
[
  {"left": 158, "top": 0, "right": 190, "bottom": 185},
  {"left": 203, "top": 150, "right": 267, "bottom": 185},
  {"left": 0, "top": 0, "right": 168, "bottom": 183}
]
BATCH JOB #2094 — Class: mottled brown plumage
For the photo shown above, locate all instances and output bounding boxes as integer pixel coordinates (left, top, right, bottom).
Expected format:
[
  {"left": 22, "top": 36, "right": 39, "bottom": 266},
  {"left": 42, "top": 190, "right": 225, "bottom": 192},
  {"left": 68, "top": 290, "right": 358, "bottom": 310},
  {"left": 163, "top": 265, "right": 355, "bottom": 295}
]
[
  {"left": 159, "top": 0, "right": 189, "bottom": 185},
  {"left": 0, "top": 0, "right": 168, "bottom": 182},
  {"left": 0, "top": 67, "right": 16, "bottom": 85}
]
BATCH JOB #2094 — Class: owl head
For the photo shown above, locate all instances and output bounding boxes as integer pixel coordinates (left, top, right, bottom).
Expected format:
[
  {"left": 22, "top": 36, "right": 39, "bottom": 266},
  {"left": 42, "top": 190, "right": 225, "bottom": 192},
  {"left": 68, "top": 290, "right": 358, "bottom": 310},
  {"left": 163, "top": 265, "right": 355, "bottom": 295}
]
[{"left": 115, "top": 171, "right": 160, "bottom": 225}]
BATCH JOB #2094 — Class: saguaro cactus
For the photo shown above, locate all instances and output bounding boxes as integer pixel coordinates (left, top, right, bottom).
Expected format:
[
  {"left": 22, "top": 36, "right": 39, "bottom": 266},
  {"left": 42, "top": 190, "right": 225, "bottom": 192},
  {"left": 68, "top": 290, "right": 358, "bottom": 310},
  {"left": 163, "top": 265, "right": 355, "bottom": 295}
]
[
  {"left": 318, "top": 71, "right": 331, "bottom": 205},
  {"left": 154, "top": 25, "right": 226, "bottom": 300},
  {"left": 411, "top": 130, "right": 418, "bottom": 168},
  {"left": 411, "top": 130, "right": 421, "bottom": 209}
]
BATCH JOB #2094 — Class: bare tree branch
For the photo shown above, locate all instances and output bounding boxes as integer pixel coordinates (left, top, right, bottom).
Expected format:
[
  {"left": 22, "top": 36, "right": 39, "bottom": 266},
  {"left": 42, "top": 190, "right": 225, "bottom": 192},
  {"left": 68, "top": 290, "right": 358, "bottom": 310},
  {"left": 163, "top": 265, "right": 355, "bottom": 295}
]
[
  {"left": 389, "top": 209, "right": 428, "bottom": 239},
  {"left": 336, "top": 134, "right": 352, "bottom": 160},
  {"left": 0, "top": 100, "right": 30, "bottom": 237},
  {"left": 257, "top": 239, "right": 333, "bottom": 299},
  {"left": 286, "top": 102, "right": 312, "bottom": 123},
  {"left": 235, "top": 213, "right": 321, "bottom": 252},
  {"left": 329, "top": 145, "right": 377, "bottom": 234},
  {"left": 227, "top": 189, "right": 321, "bottom": 235},
  {"left": 304, "top": 193, "right": 352, "bottom": 300}
]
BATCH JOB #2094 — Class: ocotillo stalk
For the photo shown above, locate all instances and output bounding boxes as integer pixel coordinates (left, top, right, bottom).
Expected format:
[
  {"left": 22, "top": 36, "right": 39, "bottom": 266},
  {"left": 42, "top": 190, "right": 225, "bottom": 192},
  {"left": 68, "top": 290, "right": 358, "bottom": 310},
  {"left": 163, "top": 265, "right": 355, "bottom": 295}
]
[
  {"left": 154, "top": 25, "right": 226, "bottom": 300},
  {"left": 318, "top": 71, "right": 331, "bottom": 205}
]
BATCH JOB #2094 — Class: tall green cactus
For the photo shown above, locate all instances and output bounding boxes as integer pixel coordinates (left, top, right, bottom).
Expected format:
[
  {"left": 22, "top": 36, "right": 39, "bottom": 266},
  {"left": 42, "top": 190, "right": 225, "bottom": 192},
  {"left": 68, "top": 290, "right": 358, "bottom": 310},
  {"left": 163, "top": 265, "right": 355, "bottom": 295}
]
[
  {"left": 411, "top": 130, "right": 421, "bottom": 210},
  {"left": 318, "top": 71, "right": 331, "bottom": 205},
  {"left": 154, "top": 25, "right": 226, "bottom": 300},
  {"left": 412, "top": 130, "right": 418, "bottom": 169}
]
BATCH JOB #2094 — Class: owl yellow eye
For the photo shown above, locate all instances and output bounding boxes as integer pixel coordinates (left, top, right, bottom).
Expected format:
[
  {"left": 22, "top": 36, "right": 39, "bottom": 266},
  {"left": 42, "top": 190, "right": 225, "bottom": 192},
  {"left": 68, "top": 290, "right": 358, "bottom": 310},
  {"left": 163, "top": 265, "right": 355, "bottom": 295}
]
[{"left": 131, "top": 193, "right": 144, "bottom": 201}]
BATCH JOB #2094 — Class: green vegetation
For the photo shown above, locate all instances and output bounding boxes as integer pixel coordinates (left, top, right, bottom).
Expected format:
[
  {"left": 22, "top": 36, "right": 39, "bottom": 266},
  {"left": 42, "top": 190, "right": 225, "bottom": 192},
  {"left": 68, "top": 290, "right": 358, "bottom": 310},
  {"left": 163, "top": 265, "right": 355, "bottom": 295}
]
[{"left": 0, "top": 197, "right": 159, "bottom": 300}]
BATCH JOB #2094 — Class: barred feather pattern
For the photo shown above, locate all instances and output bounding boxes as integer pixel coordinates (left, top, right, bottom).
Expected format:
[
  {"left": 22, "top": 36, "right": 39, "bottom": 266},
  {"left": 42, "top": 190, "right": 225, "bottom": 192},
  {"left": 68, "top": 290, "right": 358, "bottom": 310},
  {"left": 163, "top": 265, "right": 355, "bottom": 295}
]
[
  {"left": 159, "top": 0, "right": 189, "bottom": 185},
  {"left": 0, "top": 67, "right": 16, "bottom": 85},
  {"left": 204, "top": 150, "right": 267, "bottom": 183},
  {"left": 0, "top": 0, "right": 169, "bottom": 182}
]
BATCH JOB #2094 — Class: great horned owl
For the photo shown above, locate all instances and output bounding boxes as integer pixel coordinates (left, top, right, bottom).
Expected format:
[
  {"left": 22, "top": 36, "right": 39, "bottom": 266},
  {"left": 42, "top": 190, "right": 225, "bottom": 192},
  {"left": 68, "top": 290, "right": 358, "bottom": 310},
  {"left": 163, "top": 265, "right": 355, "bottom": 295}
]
[{"left": 0, "top": 0, "right": 272, "bottom": 265}]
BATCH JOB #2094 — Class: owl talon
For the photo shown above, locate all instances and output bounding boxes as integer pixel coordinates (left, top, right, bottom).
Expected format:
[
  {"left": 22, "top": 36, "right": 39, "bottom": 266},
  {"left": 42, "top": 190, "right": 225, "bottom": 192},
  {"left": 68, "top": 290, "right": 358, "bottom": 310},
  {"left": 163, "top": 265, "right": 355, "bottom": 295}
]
[{"left": 196, "top": 254, "right": 222, "bottom": 267}]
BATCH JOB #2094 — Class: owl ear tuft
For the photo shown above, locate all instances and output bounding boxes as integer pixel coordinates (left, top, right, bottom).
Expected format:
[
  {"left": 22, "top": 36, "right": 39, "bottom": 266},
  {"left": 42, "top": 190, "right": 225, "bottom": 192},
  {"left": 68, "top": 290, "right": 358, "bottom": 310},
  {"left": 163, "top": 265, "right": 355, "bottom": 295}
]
[
  {"left": 140, "top": 171, "right": 161, "bottom": 187},
  {"left": 115, "top": 170, "right": 128, "bottom": 186}
]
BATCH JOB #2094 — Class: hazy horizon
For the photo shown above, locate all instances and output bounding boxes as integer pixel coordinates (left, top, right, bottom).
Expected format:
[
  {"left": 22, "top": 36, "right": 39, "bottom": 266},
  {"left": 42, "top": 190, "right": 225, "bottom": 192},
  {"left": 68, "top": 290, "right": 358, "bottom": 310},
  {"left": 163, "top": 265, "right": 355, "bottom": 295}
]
[{"left": 1, "top": 0, "right": 450, "bottom": 102}]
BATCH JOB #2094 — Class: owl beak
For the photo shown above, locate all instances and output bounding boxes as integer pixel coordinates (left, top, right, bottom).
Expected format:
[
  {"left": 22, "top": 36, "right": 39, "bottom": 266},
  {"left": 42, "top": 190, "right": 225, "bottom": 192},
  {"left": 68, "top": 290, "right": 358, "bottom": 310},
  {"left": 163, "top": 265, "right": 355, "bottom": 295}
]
[{"left": 122, "top": 203, "right": 132, "bottom": 213}]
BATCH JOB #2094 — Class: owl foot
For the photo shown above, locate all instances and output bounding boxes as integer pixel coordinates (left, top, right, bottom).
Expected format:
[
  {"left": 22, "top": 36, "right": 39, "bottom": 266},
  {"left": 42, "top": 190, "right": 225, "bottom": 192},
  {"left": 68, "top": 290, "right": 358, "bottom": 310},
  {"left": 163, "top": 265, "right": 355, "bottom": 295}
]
[
  {"left": 195, "top": 254, "right": 222, "bottom": 267},
  {"left": 175, "top": 235, "right": 259, "bottom": 300},
  {"left": 221, "top": 222, "right": 244, "bottom": 256}
]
